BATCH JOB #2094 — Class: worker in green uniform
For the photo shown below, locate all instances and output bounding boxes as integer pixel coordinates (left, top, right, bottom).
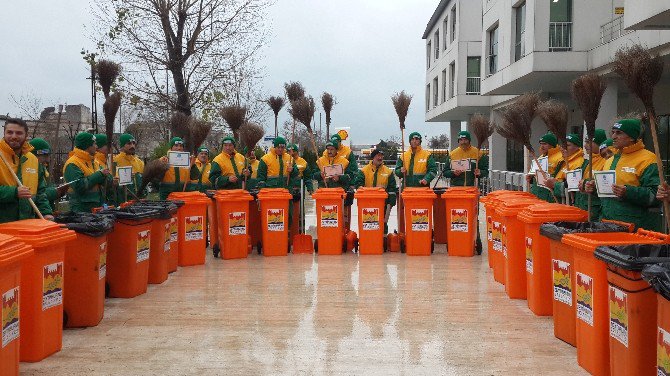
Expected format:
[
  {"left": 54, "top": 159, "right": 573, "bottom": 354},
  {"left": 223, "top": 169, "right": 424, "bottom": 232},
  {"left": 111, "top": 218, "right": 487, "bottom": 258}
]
[
  {"left": 63, "top": 132, "right": 110, "bottom": 213},
  {"left": 355, "top": 148, "right": 397, "bottom": 234},
  {"left": 526, "top": 132, "right": 565, "bottom": 203},
  {"left": 256, "top": 137, "right": 298, "bottom": 189},
  {"left": 29, "top": 138, "right": 60, "bottom": 211},
  {"left": 394, "top": 132, "right": 438, "bottom": 187}
]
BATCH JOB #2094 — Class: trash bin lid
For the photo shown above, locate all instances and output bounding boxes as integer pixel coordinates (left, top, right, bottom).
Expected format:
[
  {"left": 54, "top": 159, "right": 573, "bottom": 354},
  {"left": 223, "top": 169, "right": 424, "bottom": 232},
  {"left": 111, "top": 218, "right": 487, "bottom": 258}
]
[
  {"left": 354, "top": 187, "right": 389, "bottom": 199},
  {"left": 561, "top": 230, "right": 666, "bottom": 252},
  {"left": 0, "top": 219, "right": 76, "bottom": 248},
  {"left": 495, "top": 198, "right": 542, "bottom": 217},
  {"left": 539, "top": 221, "right": 632, "bottom": 241},
  {"left": 257, "top": 188, "right": 293, "bottom": 200},
  {"left": 400, "top": 187, "right": 437, "bottom": 199},
  {"left": 642, "top": 263, "right": 670, "bottom": 301},
  {"left": 312, "top": 187, "right": 345, "bottom": 199},
  {"left": 54, "top": 212, "right": 116, "bottom": 237},
  {"left": 483, "top": 191, "right": 535, "bottom": 206},
  {"left": 442, "top": 187, "right": 479, "bottom": 199},
  {"left": 98, "top": 206, "right": 162, "bottom": 221},
  {"left": 214, "top": 189, "right": 254, "bottom": 202},
  {"left": 0, "top": 234, "right": 33, "bottom": 268},
  {"left": 594, "top": 244, "right": 670, "bottom": 271},
  {"left": 168, "top": 191, "right": 211, "bottom": 204},
  {"left": 517, "top": 203, "right": 588, "bottom": 224}
]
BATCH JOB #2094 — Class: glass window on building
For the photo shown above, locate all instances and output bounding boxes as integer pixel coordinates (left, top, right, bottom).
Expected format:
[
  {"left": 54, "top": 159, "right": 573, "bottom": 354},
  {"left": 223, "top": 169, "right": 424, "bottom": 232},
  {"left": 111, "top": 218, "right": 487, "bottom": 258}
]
[
  {"left": 442, "top": 69, "right": 447, "bottom": 103},
  {"left": 434, "top": 31, "right": 440, "bottom": 60},
  {"left": 443, "top": 17, "right": 448, "bottom": 50},
  {"left": 450, "top": 6, "right": 456, "bottom": 42},
  {"left": 549, "top": 0, "right": 572, "bottom": 51},
  {"left": 433, "top": 77, "right": 439, "bottom": 107},
  {"left": 514, "top": 2, "right": 526, "bottom": 61},
  {"left": 427, "top": 41, "right": 432, "bottom": 68},
  {"left": 466, "top": 57, "right": 481, "bottom": 95},
  {"left": 449, "top": 62, "right": 455, "bottom": 99},
  {"left": 506, "top": 138, "right": 525, "bottom": 173},
  {"left": 488, "top": 26, "right": 499, "bottom": 75}
]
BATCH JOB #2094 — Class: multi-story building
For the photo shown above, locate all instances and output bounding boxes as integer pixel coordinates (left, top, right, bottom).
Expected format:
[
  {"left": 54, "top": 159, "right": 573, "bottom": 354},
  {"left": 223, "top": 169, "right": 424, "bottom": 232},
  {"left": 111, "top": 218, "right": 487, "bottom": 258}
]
[{"left": 424, "top": 0, "right": 670, "bottom": 174}]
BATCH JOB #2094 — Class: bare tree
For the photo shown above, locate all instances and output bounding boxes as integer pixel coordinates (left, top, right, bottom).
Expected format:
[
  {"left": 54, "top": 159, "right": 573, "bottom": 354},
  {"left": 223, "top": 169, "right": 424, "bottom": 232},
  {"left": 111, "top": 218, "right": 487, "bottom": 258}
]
[
  {"left": 428, "top": 134, "right": 450, "bottom": 149},
  {"left": 10, "top": 92, "right": 50, "bottom": 138},
  {"left": 91, "top": 0, "right": 271, "bottom": 116}
]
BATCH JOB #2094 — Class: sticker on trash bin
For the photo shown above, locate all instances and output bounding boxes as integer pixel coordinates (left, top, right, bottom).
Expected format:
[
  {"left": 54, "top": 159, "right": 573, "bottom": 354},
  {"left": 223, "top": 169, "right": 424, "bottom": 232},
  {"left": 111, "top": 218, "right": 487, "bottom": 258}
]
[
  {"left": 2, "top": 287, "right": 19, "bottom": 348},
  {"left": 185, "top": 216, "right": 204, "bottom": 241},
  {"left": 609, "top": 286, "right": 628, "bottom": 347},
  {"left": 487, "top": 216, "right": 492, "bottom": 241},
  {"left": 229, "top": 211, "right": 247, "bottom": 235},
  {"left": 164, "top": 223, "right": 171, "bottom": 252},
  {"left": 266, "top": 209, "right": 284, "bottom": 232},
  {"left": 552, "top": 260, "right": 572, "bottom": 306},
  {"left": 362, "top": 208, "right": 380, "bottom": 231},
  {"left": 576, "top": 272, "right": 594, "bottom": 326},
  {"left": 169, "top": 218, "right": 178, "bottom": 243},
  {"left": 411, "top": 209, "right": 429, "bottom": 232},
  {"left": 525, "top": 237, "right": 533, "bottom": 274},
  {"left": 136, "top": 230, "right": 150, "bottom": 263},
  {"left": 658, "top": 327, "right": 670, "bottom": 375},
  {"left": 492, "top": 222, "right": 502, "bottom": 252},
  {"left": 321, "top": 205, "right": 338, "bottom": 228},
  {"left": 42, "top": 262, "right": 63, "bottom": 310},
  {"left": 99, "top": 242, "right": 107, "bottom": 280},
  {"left": 450, "top": 209, "right": 468, "bottom": 232},
  {"left": 501, "top": 225, "right": 508, "bottom": 258}
]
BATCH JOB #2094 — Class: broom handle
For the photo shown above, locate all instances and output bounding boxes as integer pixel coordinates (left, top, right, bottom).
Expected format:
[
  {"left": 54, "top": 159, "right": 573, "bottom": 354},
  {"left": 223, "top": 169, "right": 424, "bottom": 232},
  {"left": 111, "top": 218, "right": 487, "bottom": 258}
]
[
  {"left": 242, "top": 157, "right": 249, "bottom": 190},
  {"left": 400, "top": 128, "right": 407, "bottom": 192},
  {"left": 0, "top": 152, "right": 44, "bottom": 219},
  {"left": 588, "top": 147, "right": 594, "bottom": 219},
  {"left": 286, "top": 155, "right": 293, "bottom": 187},
  {"left": 646, "top": 110, "right": 670, "bottom": 232},
  {"left": 307, "top": 130, "right": 327, "bottom": 188},
  {"left": 529, "top": 150, "right": 560, "bottom": 203}
]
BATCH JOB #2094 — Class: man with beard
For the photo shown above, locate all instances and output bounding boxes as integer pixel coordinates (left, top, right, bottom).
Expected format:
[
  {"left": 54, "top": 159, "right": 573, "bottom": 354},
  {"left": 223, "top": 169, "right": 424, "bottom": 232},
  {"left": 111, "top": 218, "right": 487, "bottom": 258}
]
[
  {"left": 355, "top": 148, "right": 397, "bottom": 234},
  {"left": 114, "top": 133, "right": 145, "bottom": 202},
  {"left": 209, "top": 136, "right": 249, "bottom": 190},
  {"left": 63, "top": 132, "right": 110, "bottom": 213},
  {"left": 29, "top": 138, "right": 60, "bottom": 211},
  {"left": 0, "top": 119, "right": 53, "bottom": 221}
]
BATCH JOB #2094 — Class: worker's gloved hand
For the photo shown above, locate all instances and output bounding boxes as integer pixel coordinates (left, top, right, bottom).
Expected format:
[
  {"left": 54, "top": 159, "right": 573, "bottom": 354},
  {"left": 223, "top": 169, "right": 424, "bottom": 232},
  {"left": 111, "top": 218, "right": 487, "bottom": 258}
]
[{"left": 17, "top": 186, "right": 32, "bottom": 199}]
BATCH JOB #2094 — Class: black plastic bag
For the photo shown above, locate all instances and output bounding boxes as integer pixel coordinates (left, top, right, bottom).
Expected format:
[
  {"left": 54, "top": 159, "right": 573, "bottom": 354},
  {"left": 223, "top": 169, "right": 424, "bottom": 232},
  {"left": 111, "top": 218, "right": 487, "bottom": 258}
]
[
  {"left": 642, "top": 263, "right": 670, "bottom": 301},
  {"left": 97, "top": 206, "right": 161, "bottom": 221},
  {"left": 129, "top": 200, "right": 182, "bottom": 219},
  {"left": 540, "top": 221, "right": 629, "bottom": 241},
  {"left": 594, "top": 244, "right": 670, "bottom": 271},
  {"left": 55, "top": 212, "right": 116, "bottom": 237}
]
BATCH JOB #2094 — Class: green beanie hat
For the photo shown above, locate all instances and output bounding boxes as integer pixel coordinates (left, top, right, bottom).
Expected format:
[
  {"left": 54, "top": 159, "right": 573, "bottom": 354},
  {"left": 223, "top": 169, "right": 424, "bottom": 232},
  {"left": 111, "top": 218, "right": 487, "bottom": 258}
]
[
  {"left": 566, "top": 133, "right": 582, "bottom": 147},
  {"left": 593, "top": 129, "right": 607, "bottom": 146},
  {"left": 408, "top": 132, "right": 422, "bottom": 141},
  {"left": 539, "top": 132, "right": 558, "bottom": 147},
  {"left": 273, "top": 137, "right": 287, "bottom": 147},
  {"left": 221, "top": 136, "right": 235, "bottom": 145},
  {"left": 330, "top": 134, "right": 342, "bottom": 143},
  {"left": 612, "top": 119, "right": 641, "bottom": 140},
  {"left": 29, "top": 138, "right": 51, "bottom": 155},
  {"left": 169, "top": 137, "right": 184, "bottom": 147},
  {"left": 75, "top": 132, "right": 96, "bottom": 149},
  {"left": 197, "top": 146, "right": 209, "bottom": 154},
  {"left": 599, "top": 139, "right": 614, "bottom": 150},
  {"left": 119, "top": 133, "right": 136, "bottom": 147},
  {"left": 325, "top": 141, "right": 336, "bottom": 149},
  {"left": 287, "top": 144, "right": 298, "bottom": 152},
  {"left": 94, "top": 134, "right": 108, "bottom": 148},
  {"left": 458, "top": 131, "right": 471, "bottom": 141}
]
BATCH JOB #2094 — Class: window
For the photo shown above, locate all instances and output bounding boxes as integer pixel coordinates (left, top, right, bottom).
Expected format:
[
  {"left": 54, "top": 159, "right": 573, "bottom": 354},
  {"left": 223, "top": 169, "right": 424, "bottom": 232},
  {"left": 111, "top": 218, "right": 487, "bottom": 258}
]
[
  {"left": 443, "top": 17, "right": 448, "bottom": 50},
  {"left": 434, "top": 31, "right": 440, "bottom": 60},
  {"left": 426, "top": 41, "right": 432, "bottom": 68},
  {"left": 449, "top": 62, "right": 455, "bottom": 99},
  {"left": 514, "top": 2, "right": 526, "bottom": 61},
  {"left": 506, "top": 138, "right": 525, "bottom": 172},
  {"left": 433, "top": 77, "right": 439, "bottom": 107},
  {"left": 450, "top": 6, "right": 456, "bottom": 42},
  {"left": 442, "top": 69, "right": 447, "bottom": 103},
  {"left": 466, "top": 57, "right": 481, "bottom": 95},
  {"left": 426, "top": 84, "right": 431, "bottom": 112},
  {"left": 488, "top": 26, "right": 499, "bottom": 75},
  {"left": 549, "top": 0, "right": 572, "bottom": 51}
]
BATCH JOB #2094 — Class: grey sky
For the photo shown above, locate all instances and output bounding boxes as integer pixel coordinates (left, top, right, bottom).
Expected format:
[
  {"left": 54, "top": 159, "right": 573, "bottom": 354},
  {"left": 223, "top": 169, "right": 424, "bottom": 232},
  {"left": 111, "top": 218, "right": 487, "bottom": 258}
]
[{"left": 1, "top": 0, "right": 447, "bottom": 145}]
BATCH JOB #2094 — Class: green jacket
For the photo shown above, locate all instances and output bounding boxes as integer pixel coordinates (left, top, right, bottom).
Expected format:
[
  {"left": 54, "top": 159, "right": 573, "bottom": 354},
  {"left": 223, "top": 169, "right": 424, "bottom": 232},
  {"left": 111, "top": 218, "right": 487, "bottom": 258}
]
[
  {"left": 39, "top": 165, "right": 59, "bottom": 211},
  {"left": 394, "top": 148, "right": 438, "bottom": 188},
  {"left": 256, "top": 158, "right": 299, "bottom": 189},
  {"left": 0, "top": 155, "right": 53, "bottom": 223},
  {"left": 64, "top": 164, "right": 106, "bottom": 213},
  {"left": 444, "top": 153, "right": 489, "bottom": 187},
  {"left": 354, "top": 163, "right": 398, "bottom": 207},
  {"left": 313, "top": 155, "right": 358, "bottom": 189},
  {"left": 529, "top": 160, "right": 564, "bottom": 203},
  {"left": 159, "top": 166, "right": 199, "bottom": 200}
]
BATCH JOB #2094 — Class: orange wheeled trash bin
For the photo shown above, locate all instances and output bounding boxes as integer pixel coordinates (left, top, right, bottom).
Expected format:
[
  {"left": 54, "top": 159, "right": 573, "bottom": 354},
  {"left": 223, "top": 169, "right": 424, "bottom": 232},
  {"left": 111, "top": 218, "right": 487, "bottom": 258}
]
[
  {"left": 401, "top": 188, "right": 437, "bottom": 256},
  {"left": 204, "top": 191, "right": 220, "bottom": 258},
  {"left": 355, "top": 187, "right": 388, "bottom": 255},
  {"left": 0, "top": 235, "right": 32, "bottom": 376},
  {"left": 561, "top": 230, "right": 667, "bottom": 376},
  {"left": 167, "top": 215, "right": 179, "bottom": 272},
  {"left": 433, "top": 188, "right": 447, "bottom": 245},
  {"left": 442, "top": 187, "right": 479, "bottom": 257},
  {"left": 54, "top": 213, "right": 116, "bottom": 328},
  {"left": 517, "top": 204, "right": 587, "bottom": 316},
  {"left": 0, "top": 220, "right": 75, "bottom": 362},
  {"left": 595, "top": 243, "right": 670, "bottom": 376},
  {"left": 215, "top": 189, "right": 253, "bottom": 260},
  {"left": 257, "top": 188, "right": 292, "bottom": 256},
  {"left": 642, "top": 262, "right": 670, "bottom": 376},
  {"left": 169, "top": 191, "right": 210, "bottom": 266},
  {"left": 313, "top": 188, "right": 345, "bottom": 255}
]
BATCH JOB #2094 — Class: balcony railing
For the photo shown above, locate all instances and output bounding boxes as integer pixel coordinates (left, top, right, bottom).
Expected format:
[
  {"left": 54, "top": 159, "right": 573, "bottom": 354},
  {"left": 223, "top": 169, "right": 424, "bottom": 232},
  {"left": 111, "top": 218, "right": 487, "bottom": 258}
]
[
  {"left": 600, "top": 16, "right": 630, "bottom": 44},
  {"left": 549, "top": 22, "right": 572, "bottom": 51},
  {"left": 466, "top": 77, "right": 481, "bottom": 95}
]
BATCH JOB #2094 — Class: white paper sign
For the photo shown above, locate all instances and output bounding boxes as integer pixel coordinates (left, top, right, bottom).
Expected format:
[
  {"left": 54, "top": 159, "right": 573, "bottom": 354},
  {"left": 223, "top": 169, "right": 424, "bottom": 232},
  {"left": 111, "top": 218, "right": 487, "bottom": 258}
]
[
  {"left": 323, "top": 164, "right": 343, "bottom": 178},
  {"left": 117, "top": 166, "right": 133, "bottom": 186},
  {"left": 594, "top": 170, "right": 617, "bottom": 198},
  {"left": 535, "top": 169, "right": 550, "bottom": 189},
  {"left": 168, "top": 151, "right": 191, "bottom": 168},
  {"left": 450, "top": 159, "right": 471, "bottom": 171},
  {"left": 566, "top": 169, "right": 582, "bottom": 192},
  {"left": 529, "top": 156, "right": 548, "bottom": 175}
]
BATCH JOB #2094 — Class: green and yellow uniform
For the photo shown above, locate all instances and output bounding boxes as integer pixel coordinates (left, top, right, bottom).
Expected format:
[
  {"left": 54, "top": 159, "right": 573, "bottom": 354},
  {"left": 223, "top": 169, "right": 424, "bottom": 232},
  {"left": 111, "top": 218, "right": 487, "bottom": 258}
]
[
  {"left": 63, "top": 133, "right": 107, "bottom": 213},
  {"left": 445, "top": 146, "right": 489, "bottom": 187},
  {"left": 530, "top": 133, "right": 564, "bottom": 203}
]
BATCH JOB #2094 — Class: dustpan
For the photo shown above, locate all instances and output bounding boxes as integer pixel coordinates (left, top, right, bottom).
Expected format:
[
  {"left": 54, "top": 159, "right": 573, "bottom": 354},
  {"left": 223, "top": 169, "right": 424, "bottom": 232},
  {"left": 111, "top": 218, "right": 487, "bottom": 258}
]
[{"left": 292, "top": 180, "right": 314, "bottom": 254}]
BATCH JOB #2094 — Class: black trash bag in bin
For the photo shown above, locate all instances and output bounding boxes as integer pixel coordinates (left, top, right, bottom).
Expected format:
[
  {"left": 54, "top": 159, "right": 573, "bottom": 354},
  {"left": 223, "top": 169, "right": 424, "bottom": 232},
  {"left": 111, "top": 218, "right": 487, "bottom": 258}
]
[
  {"left": 540, "top": 221, "right": 630, "bottom": 241},
  {"left": 642, "top": 263, "right": 670, "bottom": 301},
  {"left": 594, "top": 244, "right": 670, "bottom": 271},
  {"left": 97, "top": 206, "right": 161, "bottom": 221},
  {"left": 128, "top": 200, "right": 183, "bottom": 219},
  {"left": 54, "top": 212, "right": 116, "bottom": 237}
]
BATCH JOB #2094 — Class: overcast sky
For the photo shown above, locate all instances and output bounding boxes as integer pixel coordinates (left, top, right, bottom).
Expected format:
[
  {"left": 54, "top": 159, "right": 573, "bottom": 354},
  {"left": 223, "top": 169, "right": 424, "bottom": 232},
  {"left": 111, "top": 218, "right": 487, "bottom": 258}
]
[{"left": 1, "top": 0, "right": 447, "bottom": 145}]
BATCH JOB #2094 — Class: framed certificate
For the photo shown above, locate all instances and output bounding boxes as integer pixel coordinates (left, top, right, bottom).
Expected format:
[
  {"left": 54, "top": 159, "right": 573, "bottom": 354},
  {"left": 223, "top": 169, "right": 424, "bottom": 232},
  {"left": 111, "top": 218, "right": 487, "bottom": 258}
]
[
  {"left": 594, "top": 170, "right": 617, "bottom": 198},
  {"left": 535, "top": 170, "right": 550, "bottom": 189},
  {"left": 168, "top": 151, "right": 191, "bottom": 167},
  {"left": 117, "top": 166, "right": 133, "bottom": 186},
  {"left": 450, "top": 159, "right": 471, "bottom": 171},
  {"left": 323, "top": 164, "right": 343, "bottom": 178},
  {"left": 529, "top": 156, "right": 549, "bottom": 174},
  {"left": 565, "top": 169, "right": 583, "bottom": 192}
]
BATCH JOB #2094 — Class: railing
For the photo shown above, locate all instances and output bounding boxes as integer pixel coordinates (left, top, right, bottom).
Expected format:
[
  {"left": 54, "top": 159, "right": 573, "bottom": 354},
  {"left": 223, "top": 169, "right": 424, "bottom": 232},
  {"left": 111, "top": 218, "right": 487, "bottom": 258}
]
[
  {"left": 549, "top": 22, "right": 572, "bottom": 51},
  {"left": 600, "top": 16, "right": 630, "bottom": 44},
  {"left": 485, "top": 170, "right": 527, "bottom": 193},
  {"left": 466, "top": 77, "right": 481, "bottom": 95}
]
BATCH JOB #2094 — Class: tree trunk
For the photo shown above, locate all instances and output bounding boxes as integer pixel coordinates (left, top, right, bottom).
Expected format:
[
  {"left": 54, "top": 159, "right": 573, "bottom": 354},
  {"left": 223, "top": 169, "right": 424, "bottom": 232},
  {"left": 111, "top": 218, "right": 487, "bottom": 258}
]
[{"left": 171, "top": 67, "right": 192, "bottom": 116}]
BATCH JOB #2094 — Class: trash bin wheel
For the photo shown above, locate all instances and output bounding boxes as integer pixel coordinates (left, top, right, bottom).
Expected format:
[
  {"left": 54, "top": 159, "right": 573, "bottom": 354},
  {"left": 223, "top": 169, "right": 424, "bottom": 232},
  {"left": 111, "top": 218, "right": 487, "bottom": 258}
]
[
  {"left": 257, "top": 241, "right": 262, "bottom": 255},
  {"left": 314, "top": 239, "right": 318, "bottom": 254},
  {"left": 400, "top": 239, "right": 406, "bottom": 254},
  {"left": 63, "top": 310, "right": 69, "bottom": 328},
  {"left": 105, "top": 282, "right": 110, "bottom": 298},
  {"left": 354, "top": 238, "right": 359, "bottom": 253},
  {"left": 475, "top": 238, "right": 482, "bottom": 255},
  {"left": 212, "top": 243, "right": 220, "bottom": 258},
  {"left": 383, "top": 236, "right": 388, "bottom": 252},
  {"left": 431, "top": 238, "right": 435, "bottom": 254}
]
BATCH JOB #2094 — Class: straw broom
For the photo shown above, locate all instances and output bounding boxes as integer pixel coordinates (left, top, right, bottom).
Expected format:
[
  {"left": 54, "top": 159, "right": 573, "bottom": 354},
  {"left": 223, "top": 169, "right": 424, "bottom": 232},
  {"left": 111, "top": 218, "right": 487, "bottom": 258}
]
[
  {"left": 321, "top": 92, "right": 336, "bottom": 141},
  {"left": 220, "top": 105, "right": 247, "bottom": 143},
  {"left": 181, "top": 118, "right": 212, "bottom": 191},
  {"left": 471, "top": 113, "right": 495, "bottom": 188},
  {"left": 285, "top": 82, "right": 306, "bottom": 143},
  {"left": 267, "top": 96, "right": 285, "bottom": 138},
  {"left": 102, "top": 92, "right": 122, "bottom": 174},
  {"left": 537, "top": 100, "right": 570, "bottom": 204},
  {"left": 571, "top": 74, "right": 607, "bottom": 216},
  {"left": 613, "top": 44, "right": 669, "bottom": 229},
  {"left": 392, "top": 91, "right": 412, "bottom": 236},
  {"left": 138, "top": 158, "right": 170, "bottom": 195},
  {"left": 289, "top": 96, "right": 321, "bottom": 187},
  {"left": 498, "top": 93, "right": 559, "bottom": 203},
  {"left": 96, "top": 59, "right": 122, "bottom": 174},
  {"left": 239, "top": 122, "right": 265, "bottom": 189}
]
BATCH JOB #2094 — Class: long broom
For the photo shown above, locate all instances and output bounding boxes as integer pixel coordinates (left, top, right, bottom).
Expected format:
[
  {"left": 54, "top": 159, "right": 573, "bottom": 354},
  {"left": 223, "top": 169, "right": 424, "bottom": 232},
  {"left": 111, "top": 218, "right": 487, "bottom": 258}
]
[
  {"left": 138, "top": 159, "right": 170, "bottom": 196},
  {"left": 498, "top": 93, "right": 559, "bottom": 203},
  {"left": 285, "top": 82, "right": 306, "bottom": 143},
  {"left": 289, "top": 96, "right": 320, "bottom": 186},
  {"left": 239, "top": 122, "right": 265, "bottom": 189},
  {"left": 571, "top": 74, "right": 607, "bottom": 217},
  {"left": 614, "top": 44, "right": 670, "bottom": 230},
  {"left": 267, "top": 96, "right": 285, "bottom": 138},
  {"left": 220, "top": 105, "right": 247, "bottom": 143},
  {"left": 96, "top": 60, "right": 122, "bottom": 174},
  {"left": 537, "top": 100, "right": 570, "bottom": 204},
  {"left": 392, "top": 90, "right": 412, "bottom": 235},
  {"left": 471, "top": 113, "right": 495, "bottom": 188},
  {"left": 182, "top": 118, "right": 212, "bottom": 191},
  {"left": 321, "top": 92, "right": 336, "bottom": 141}
]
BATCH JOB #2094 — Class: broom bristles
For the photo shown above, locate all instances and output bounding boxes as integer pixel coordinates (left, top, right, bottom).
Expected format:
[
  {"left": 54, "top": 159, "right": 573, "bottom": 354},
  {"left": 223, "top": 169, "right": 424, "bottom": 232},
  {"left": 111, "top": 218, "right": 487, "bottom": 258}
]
[
  {"left": 391, "top": 91, "right": 413, "bottom": 129},
  {"left": 284, "top": 82, "right": 306, "bottom": 103},
  {"left": 190, "top": 119, "right": 212, "bottom": 152},
  {"left": 498, "top": 93, "right": 541, "bottom": 153},
  {"left": 537, "top": 100, "right": 569, "bottom": 148},
  {"left": 289, "top": 96, "right": 316, "bottom": 132},
  {"left": 321, "top": 92, "right": 336, "bottom": 124},
  {"left": 470, "top": 114, "right": 495, "bottom": 148},
  {"left": 571, "top": 73, "right": 606, "bottom": 141},
  {"left": 614, "top": 44, "right": 664, "bottom": 109},
  {"left": 220, "top": 105, "right": 247, "bottom": 132},
  {"left": 103, "top": 92, "right": 122, "bottom": 136},
  {"left": 138, "top": 159, "right": 169, "bottom": 194},
  {"left": 240, "top": 122, "right": 265, "bottom": 153},
  {"left": 267, "top": 96, "right": 285, "bottom": 116},
  {"left": 170, "top": 112, "right": 191, "bottom": 140},
  {"left": 96, "top": 60, "right": 121, "bottom": 98}
]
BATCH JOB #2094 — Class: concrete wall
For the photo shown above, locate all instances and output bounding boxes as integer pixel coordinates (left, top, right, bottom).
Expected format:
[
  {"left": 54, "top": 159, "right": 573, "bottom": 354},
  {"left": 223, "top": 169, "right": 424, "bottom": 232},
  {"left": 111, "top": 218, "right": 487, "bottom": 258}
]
[{"left": 625, "top": 0, "right": 670, "bottom": 29}]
